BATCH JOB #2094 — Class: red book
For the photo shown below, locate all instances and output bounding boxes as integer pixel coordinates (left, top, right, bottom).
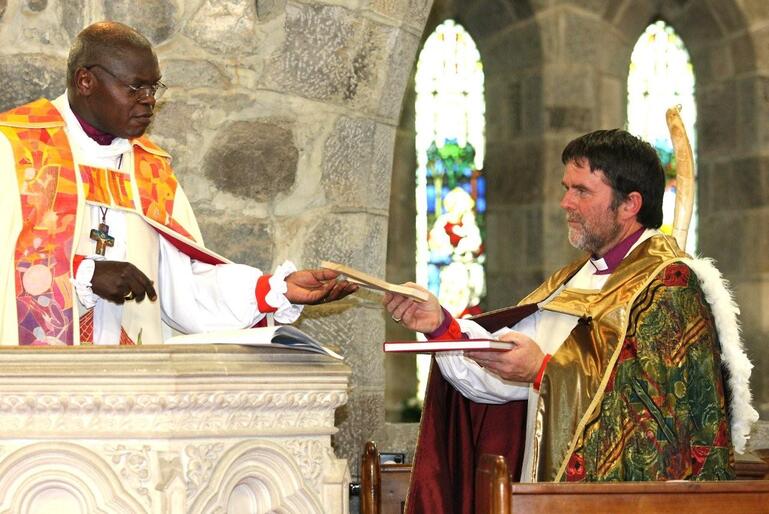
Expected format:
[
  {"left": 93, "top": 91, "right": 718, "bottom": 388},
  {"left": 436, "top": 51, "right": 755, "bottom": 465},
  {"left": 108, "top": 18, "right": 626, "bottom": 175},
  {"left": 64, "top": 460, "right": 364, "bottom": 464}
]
[{"left": 383, "top": 339, "right": 515, "bottom": 353}]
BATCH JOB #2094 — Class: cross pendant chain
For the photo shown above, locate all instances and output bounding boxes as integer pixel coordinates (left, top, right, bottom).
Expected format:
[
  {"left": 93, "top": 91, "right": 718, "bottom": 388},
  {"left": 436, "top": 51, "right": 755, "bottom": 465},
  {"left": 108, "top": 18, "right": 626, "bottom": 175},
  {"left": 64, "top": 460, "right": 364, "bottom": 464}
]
[
  {"left": 90, "top": 222, "right": 115, "bottom": 256},
  {"left": 90, "top": 207, "right": 114, "bottom": 256}
]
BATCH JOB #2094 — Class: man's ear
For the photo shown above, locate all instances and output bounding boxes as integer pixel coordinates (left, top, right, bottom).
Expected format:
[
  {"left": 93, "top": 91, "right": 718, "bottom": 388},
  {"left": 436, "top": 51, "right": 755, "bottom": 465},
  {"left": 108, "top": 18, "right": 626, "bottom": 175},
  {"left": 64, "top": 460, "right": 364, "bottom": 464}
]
[
  {"left": 620, "top": 191, "right": 643, "bottom": 221},
  {"left": 73, "top": 67, "right": 95, "bottom": 97}
]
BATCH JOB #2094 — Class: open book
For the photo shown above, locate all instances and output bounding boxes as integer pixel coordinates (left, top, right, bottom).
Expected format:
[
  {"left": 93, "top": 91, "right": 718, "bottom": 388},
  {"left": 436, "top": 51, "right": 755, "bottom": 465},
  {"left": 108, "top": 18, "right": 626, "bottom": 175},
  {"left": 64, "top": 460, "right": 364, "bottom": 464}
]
[
  {"left": 165, "top": 325, "right": 343, "bottom": 360},
  {"left": 383, "top": 339, "right": 515, "bottom": 353},
  {"left": 320, "top": 261, "right": 429, "bottom": 302}
]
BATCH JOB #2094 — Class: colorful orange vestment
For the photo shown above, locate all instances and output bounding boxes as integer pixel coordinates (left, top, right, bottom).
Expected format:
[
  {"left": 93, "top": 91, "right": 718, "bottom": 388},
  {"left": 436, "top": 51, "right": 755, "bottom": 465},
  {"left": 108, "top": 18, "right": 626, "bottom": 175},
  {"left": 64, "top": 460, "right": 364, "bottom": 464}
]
[{"left": 0, "top": 99, "right": 220, "bottom": 345}]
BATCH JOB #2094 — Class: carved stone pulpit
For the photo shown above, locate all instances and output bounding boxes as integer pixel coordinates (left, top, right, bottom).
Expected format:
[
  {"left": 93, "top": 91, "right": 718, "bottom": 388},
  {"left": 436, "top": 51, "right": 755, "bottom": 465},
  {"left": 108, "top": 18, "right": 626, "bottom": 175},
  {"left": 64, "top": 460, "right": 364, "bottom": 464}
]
[{"left": 0, "top": 345, "right": 351, "bottom": 513}]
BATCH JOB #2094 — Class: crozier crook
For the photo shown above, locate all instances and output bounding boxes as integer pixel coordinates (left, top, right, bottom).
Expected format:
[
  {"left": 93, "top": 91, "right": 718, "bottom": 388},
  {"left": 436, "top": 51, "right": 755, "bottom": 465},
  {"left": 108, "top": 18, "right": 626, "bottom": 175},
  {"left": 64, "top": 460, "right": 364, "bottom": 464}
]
[{"left": 666, "top": 105, "right": 695, "bottom": 251}]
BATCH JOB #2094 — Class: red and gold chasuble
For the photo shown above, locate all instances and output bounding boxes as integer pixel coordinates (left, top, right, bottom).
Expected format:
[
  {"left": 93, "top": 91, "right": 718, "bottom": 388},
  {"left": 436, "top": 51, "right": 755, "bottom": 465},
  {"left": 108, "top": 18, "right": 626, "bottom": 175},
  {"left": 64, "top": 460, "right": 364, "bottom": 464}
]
[{"left": 1, "top": 99, "right": 219, "bottom": 345}]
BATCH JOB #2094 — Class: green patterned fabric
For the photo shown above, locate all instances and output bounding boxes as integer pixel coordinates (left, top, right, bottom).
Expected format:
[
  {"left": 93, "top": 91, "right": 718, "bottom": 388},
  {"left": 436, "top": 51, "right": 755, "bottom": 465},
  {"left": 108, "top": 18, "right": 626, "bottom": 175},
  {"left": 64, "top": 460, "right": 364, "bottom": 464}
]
[{"left": 564, "top": 262, "right": 735, "bottom": 481}]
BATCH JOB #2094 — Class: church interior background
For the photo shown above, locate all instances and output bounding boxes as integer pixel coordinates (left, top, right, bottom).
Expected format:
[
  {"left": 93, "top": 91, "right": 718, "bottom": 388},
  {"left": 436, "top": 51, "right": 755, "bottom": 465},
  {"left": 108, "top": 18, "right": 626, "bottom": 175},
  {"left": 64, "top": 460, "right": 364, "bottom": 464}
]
[{"left": 1, "top": 0, "right": 767, "bottom": 500}]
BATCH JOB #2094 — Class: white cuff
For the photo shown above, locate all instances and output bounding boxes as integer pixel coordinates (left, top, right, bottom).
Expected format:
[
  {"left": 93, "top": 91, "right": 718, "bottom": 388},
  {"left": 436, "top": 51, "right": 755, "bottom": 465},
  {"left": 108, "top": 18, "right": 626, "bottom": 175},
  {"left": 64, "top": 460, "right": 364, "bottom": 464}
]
[
  {"left": 71, "top": 255, "right": 105, "bottom": 309},
  {"left": 267, "top": 260, "right": 304, "bottom": 324}
]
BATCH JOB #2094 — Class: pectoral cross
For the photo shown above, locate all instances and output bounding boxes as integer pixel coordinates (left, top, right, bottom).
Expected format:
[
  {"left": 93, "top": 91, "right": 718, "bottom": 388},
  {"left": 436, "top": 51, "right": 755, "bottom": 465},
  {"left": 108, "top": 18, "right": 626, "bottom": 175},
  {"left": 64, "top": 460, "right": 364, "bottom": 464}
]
[{"left": 90, "top": 222, "right": 114, "bottom": 256}]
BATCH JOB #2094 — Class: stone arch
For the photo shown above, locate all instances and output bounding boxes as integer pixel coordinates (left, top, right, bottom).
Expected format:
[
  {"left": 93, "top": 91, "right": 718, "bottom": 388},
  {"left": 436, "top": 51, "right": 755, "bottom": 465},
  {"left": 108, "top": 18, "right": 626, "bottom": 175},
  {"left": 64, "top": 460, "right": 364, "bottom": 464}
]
[
  {"left": 191, "top": 440, "right": 324, "bottom": 513},
  {"left": 601, "top": 2, "right": 768, "bottom": 418},
  {"left": 385, "top": 0, "right": 769, "bottom": 429},
  {"left": 0, "top": 443, "right": 146, "bottom": 514},
  {"left": 385, "top": 0, "right": 545, "bottom": 419}
]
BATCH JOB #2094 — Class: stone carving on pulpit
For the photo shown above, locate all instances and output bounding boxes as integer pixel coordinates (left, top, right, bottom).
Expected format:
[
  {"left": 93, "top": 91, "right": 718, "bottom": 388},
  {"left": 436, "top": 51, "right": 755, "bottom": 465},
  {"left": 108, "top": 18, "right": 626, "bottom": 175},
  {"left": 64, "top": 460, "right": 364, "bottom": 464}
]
[{"left": 0, "top": 345, "right": 351, "bottom": 514}]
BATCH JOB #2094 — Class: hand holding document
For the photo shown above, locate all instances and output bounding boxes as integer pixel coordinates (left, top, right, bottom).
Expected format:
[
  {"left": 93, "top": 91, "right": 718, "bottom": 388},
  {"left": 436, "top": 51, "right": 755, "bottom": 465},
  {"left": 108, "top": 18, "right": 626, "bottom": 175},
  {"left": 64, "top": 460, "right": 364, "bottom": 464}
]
[
  {"left": 320, "top": 261, "right": 429, "bottom": 302},
  {"left": 320, "top": 261, "right": 445, "bottom": 338}
]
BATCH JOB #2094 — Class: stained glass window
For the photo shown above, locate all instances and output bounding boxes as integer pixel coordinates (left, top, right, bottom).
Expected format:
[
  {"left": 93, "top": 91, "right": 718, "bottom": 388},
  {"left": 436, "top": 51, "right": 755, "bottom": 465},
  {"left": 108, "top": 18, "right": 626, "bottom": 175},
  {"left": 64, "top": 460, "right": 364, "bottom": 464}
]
[
  {"left": 414, "top": 20, "right": 486, "bottom": 399},
  {"left": 627, "top": 20, "right": 697, "bottom": 253}
]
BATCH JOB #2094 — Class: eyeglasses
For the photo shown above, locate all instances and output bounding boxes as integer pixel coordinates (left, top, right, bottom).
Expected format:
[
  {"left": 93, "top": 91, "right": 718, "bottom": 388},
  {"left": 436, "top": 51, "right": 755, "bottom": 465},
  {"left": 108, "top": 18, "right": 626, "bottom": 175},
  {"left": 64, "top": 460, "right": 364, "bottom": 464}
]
[{"left": 85, "top": 64, "right": 167, "bottom": 100}]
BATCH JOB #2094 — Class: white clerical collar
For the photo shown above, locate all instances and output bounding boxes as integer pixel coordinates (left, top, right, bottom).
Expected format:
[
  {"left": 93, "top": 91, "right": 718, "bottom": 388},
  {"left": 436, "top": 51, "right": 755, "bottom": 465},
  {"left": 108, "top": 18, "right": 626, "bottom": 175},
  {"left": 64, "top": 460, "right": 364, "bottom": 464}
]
[
  {"left": 589, "top": 256, "right": 609, "bottom": 273},
  {"left": 588, "top": 228, "right": 659, "bottom": 275},
  {"left": 52, "top": 92, "right": 132, "bottom": 160}
]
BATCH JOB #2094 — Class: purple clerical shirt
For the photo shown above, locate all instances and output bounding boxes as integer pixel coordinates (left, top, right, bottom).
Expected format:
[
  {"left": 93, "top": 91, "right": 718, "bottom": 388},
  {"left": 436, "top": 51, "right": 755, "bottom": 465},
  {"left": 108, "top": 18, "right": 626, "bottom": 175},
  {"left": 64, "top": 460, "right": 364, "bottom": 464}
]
[
  {"left": 589, "top": 227, "right": 646, "bottom": 275},
  {"left": 72, "top": 109, "right": 116, "bottom": 146}
]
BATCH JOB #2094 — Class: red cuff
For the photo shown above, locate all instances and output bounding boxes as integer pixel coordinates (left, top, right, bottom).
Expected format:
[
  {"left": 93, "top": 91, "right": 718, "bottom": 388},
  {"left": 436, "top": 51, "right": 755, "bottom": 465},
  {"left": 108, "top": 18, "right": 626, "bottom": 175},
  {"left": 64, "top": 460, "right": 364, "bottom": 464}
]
[
  {"left": 533, "top": 354, "right": 552, "bottom": 391},
  {"left": 72, "top": 255, "right": 86, "bottom": 276},
  {"left": 444, "top": 318, "right": 464, "bottom": 340},
  {"left": 426, "top": 308, "right": 466, "bottom": 341},
  {"left": 255, "top": 274, "right": 278, "bottom": 313}
]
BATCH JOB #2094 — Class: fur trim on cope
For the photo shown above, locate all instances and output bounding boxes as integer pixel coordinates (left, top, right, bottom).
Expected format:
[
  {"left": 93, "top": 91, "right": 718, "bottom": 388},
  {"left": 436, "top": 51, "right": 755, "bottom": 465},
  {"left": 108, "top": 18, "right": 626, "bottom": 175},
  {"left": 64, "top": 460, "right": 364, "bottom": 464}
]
[{"left": 683, "top": 257, "right": 759, "bottom": 454}]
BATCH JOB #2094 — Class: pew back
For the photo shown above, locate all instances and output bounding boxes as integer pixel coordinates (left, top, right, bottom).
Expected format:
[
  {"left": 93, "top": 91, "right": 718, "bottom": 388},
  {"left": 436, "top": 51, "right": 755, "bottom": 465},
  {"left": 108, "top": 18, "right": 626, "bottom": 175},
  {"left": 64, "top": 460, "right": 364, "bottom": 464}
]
[
  {"left": 475, "top": 453, "right": 769, "bottom": 514},
  {"left": 361, "top": 441, "right": 412, "bottom": 514},
  {"left": 506, "top": 480, "right": 769, "bottom": 514}
]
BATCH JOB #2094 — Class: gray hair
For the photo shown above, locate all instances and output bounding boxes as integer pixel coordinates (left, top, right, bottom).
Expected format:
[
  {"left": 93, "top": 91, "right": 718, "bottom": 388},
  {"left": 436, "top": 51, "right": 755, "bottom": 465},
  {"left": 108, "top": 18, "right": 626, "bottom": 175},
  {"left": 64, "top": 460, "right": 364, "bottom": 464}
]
[{"left": 66, "top": 21, "right": 153, "bottom": 86}]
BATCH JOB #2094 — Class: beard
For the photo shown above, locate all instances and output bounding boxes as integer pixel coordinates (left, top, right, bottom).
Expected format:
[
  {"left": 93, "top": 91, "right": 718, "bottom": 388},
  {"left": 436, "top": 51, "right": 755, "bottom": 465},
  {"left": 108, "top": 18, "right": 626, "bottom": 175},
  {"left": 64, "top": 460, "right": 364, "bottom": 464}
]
[{"left": 566, "top": 209, "right": 622, "bottom": 255}]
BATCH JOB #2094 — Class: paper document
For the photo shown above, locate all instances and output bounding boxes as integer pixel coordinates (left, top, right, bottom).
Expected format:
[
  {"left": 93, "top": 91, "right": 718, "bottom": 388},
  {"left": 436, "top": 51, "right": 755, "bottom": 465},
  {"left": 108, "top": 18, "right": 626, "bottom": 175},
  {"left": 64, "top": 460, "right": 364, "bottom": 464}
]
[
  {"left": 165, "top": 325, "right": 343, "bottom": 360},
  {"left": 321, "top": 261, "right": 429, "bottom": 302}
]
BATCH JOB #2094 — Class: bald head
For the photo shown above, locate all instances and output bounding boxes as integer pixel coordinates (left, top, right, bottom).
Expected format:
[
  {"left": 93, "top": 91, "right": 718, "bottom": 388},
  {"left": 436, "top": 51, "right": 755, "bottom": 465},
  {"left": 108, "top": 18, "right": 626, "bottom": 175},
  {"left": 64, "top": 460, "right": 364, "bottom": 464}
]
[{"left": 67, "top": 21, "right": 154, "bottom": 87}]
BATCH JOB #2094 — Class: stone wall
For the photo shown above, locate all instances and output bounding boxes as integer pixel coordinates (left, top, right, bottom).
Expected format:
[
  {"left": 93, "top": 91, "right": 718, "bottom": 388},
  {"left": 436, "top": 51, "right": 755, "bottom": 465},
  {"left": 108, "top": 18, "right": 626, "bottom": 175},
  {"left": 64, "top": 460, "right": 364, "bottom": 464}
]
[
  {"left": 5, "top": 0, "right": 769, "bottom": 486},
  {"left": 0, "top": 0, "right": 433, "bottom": 481},
  {"left": 388, "top": 0, "right": 769, "bottom": 452}
]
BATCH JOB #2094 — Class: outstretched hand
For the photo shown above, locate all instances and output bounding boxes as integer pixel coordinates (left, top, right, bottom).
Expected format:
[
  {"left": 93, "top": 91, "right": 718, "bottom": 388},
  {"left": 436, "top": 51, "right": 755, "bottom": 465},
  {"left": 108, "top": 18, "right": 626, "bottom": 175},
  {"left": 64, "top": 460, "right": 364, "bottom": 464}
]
[
  {"left": 383, "top": 282, "right": 443, "bottom": 334},
  {"left": 465, "top": 331, "right": 545, "bottom": 383},
  {"left": 285, "top": 269, "right": 358, "bottom": 305},
  {"left": 91, "top": 260, "right": 157, "bottom": 304}
]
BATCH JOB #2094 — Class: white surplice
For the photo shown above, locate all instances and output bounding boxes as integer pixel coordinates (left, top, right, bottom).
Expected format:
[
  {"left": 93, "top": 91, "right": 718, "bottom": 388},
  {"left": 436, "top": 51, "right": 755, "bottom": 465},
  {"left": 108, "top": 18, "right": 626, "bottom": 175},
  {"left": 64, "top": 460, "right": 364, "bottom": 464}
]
[{"left": 51, "top": 94, "right": 300, "bottom": 344}]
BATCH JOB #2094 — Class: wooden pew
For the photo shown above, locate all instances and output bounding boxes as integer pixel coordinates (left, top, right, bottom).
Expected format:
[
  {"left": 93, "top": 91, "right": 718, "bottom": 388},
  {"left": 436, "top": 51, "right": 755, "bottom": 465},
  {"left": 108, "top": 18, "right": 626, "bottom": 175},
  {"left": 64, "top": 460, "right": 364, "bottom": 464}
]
[
  {"left": 358, "top": 443, "right": 767, "bottom": 513},
  {"left": 360, "top": 441, "right": 412, "bottom": 514},
  {"left": 735, "top": 452, "right": 769, "bottom": 479},
  {"left": 475, "top": 454, "right": 512, "bottom": 514},
  {"left": 475, "top": 453, "right": 769, "bottom": 514}
]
